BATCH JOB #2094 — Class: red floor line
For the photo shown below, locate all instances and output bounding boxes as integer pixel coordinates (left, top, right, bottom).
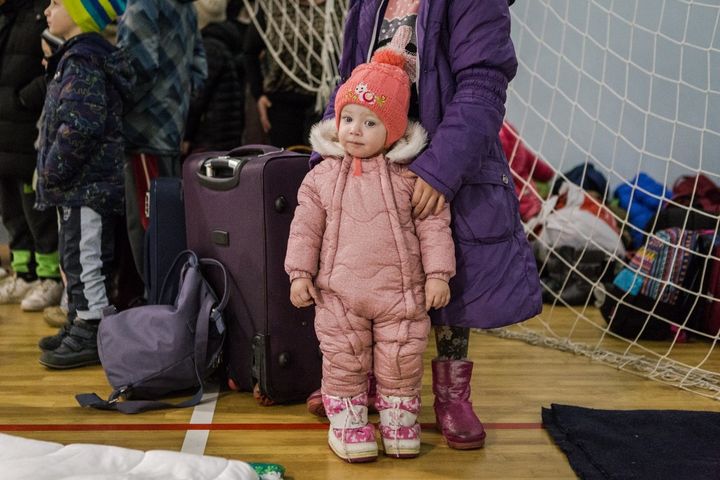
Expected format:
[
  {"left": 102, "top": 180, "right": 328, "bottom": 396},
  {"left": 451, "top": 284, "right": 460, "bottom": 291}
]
[{"left": 0, "top": 422, "right": 542, "bottom": 432}]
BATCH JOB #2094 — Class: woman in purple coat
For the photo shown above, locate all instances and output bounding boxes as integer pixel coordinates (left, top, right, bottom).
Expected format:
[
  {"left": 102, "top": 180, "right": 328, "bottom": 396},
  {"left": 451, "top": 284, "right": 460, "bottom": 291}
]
[{"left": 307, "top": 0, "right": 541, "bottom": 450}]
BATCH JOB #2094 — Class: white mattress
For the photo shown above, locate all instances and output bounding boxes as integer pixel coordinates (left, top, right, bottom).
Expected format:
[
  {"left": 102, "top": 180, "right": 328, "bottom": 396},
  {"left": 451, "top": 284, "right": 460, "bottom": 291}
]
[{"left": 0, "top": 433, "right": 261, "bottom": 480}]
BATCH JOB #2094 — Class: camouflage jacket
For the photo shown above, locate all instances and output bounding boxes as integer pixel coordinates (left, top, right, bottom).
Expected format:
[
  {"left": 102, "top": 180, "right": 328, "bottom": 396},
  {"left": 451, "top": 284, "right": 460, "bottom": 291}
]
[{"left": 36, "top": 33, "right": 134, "bottom": 216}]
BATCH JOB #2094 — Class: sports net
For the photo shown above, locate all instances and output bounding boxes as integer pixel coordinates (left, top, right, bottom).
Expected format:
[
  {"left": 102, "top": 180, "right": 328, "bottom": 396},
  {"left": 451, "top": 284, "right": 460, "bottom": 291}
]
[
  {"left": 500, "top": 0, "right": 720, "bottom": 399},
  {"left": 241, "top": 0, "right": 349, "bottom": 110},
  {"left": 248, "top": 0, "right": 720, "bottom": 399}
]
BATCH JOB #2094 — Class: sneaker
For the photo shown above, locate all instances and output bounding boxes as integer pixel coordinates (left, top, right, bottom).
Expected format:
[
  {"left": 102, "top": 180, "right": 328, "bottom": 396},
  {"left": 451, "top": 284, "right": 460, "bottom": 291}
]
[
  {"left": 0, "top": 275, "right": 38, "bottom": 304},
  {"left": 21, "top": 278, "right": 63, "bottom": 311},
  {"left": 43, "top": 305, "right": 68, "bottom": 328},
  {"left": 323, "top": 393, "right": 378, "bottom": 463},
  {"left": 38, "top": 321, "right": 72, "bottom": 351},
  {"left": 39, "top": 319, "right": 100, "bottom": 369},
  {"left": 376, "top": 394, "right": 422, "bottom": 458}
]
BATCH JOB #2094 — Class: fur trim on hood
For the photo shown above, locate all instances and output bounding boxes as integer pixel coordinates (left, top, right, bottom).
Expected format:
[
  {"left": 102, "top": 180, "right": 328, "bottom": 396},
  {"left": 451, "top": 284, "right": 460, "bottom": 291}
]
[{"left": 309, "top": 119, "right": 428, "bottom": 164}]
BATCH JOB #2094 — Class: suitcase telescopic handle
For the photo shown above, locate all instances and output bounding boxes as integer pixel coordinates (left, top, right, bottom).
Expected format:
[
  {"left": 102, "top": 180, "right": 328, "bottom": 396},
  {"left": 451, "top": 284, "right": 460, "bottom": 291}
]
[
  {"left": 196, "top": 156, "right": 249, "bottom": 191},
  {"left": 227, "top": 144, "right": 283, "bottom": 157}
]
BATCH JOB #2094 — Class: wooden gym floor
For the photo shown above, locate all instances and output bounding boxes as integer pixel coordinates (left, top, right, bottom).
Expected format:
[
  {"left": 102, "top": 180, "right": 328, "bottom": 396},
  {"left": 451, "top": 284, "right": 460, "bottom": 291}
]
[{"left": 1, "top": 291, "right": 719, "bottom": 479}]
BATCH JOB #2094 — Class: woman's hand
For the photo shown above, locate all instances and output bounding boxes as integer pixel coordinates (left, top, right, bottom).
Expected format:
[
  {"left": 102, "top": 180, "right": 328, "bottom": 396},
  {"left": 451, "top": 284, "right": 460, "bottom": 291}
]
[
  {"left": 425, "top": 278, "right": 451, "bottom": 311},
  {"left": 290, "top": 278, "right": 319, "bottom": 308},
  {"left": 412, "top": 177, "right": 446, "bottom": 219},
  {"left": 257, "top": 94, "right": 272, "bottom": 133}
]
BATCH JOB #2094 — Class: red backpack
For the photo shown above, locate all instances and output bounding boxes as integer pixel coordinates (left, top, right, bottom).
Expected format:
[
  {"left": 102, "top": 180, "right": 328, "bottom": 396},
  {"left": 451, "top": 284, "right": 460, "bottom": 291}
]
[{"left": 672, "top": 174, "right": 720, "bottom": 214}]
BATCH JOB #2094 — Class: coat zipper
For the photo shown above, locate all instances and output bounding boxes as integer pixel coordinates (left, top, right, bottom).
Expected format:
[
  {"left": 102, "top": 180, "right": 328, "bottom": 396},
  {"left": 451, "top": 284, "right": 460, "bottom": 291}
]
[{"left": 366, "top": 0, "right": 384, "bottom": 61}]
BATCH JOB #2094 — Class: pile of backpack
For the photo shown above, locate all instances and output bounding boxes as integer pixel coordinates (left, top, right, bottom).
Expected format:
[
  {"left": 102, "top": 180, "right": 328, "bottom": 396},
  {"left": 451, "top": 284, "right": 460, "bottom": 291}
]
[{"left": 599, "top": 174, "right": 719, "bottom": 341}]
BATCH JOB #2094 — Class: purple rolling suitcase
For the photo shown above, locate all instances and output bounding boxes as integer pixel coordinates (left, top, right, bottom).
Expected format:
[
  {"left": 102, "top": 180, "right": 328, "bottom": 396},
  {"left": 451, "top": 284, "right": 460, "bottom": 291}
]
[{"left": 183, "top": 145, "right": 321, "bottom": 403}]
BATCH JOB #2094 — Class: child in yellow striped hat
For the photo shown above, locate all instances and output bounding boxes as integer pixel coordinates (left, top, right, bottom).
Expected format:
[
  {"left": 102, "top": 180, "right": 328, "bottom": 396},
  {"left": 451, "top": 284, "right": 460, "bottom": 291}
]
[
  {"left": 45, "top": 0, "right": 124, "bottom": 39},
  {"left": 37, "top": 0, "right": 134, "bottom": 370}
]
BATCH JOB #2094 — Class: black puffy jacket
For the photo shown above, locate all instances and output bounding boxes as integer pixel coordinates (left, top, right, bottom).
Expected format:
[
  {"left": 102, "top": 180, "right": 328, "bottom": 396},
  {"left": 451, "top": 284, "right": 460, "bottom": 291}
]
[
  {"left": 0, "top": 0, "right": 47, "bottom": 179},
  {"left": 185, "top": 21, "right": 245, "bottom": 151}
]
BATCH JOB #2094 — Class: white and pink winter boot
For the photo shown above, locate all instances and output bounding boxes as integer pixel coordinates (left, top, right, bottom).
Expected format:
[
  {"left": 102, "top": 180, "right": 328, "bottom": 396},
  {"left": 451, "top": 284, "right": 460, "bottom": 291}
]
[
  {"left": 322, "top": 393, "right": 378, "bottom": 463},
  {"left": 376, "top": 394, "right": 422, "bottom": 458}
]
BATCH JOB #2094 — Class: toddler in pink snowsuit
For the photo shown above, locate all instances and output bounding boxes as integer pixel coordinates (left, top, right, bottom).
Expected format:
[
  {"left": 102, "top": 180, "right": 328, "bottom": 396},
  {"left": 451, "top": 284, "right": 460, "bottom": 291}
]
[{"left": 285, "top": 30, "right": 455, "bottom": 463}]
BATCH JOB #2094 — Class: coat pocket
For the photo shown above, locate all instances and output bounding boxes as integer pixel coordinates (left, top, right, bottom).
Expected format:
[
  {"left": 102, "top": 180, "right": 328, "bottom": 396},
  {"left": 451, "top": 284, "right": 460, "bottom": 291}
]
[{"left": 452, "top": 168, "right": 516, "bottom": 244}]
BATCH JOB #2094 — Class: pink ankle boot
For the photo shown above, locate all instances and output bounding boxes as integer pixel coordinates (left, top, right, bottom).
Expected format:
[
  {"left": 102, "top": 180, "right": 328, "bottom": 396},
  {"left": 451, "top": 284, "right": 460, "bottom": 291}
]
[
  {"left": 376, "top": 394, "right": 421, "bottom": 458},
  {"left": 432, "top": 359, "right": 486, "bottom": 449},
  {"left": 323, "top": 393, "right": 378, "bottom": 463},
  {"left": 308, "top": 373, "right": 378, "bottom": 417}
]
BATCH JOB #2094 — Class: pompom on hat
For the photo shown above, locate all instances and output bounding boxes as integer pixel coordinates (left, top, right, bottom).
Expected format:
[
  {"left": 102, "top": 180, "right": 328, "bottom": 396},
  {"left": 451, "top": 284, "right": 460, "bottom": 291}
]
[
  {"left": 335, "top": 26, "right": 415, "bottom": 148},
  {"left": 64, "top": 0, "right": 126, "bottom": 33}
]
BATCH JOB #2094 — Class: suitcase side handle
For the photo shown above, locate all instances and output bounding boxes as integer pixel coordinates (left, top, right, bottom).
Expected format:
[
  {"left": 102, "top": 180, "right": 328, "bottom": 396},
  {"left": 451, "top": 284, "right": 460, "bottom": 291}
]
[{"left": 196, "top": 156, "right": 249, "bottom": 191}]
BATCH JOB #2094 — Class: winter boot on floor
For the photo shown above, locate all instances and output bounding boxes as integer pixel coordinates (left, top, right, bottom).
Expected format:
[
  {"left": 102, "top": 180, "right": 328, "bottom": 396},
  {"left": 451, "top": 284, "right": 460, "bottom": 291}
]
[
  {"left": 323, "top": 393, "right": 378, "bottom": 463},
  {"left": 432, "top": 359, "right": 486, "bottom": 450},
  {"left": 39, "top": 318, "right": 100, "bottom": 369},
  {"left": 308, "top": 372, "right": 378, "bottom": 417},
  {"left": 38, "top": 320, "right": 73, "bottom": 351},
  {"left": 39, "top": 310, "right": 75, "bottom": 351},
  {"left": 376, "top": 394, "right": 421, "bottom": 458}
]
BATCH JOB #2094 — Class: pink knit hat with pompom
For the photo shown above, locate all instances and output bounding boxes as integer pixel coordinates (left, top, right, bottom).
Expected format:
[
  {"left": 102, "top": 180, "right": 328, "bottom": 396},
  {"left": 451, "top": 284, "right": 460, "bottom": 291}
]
[{"left": 334, "top": 27, "right": 414, "bottom": 148}]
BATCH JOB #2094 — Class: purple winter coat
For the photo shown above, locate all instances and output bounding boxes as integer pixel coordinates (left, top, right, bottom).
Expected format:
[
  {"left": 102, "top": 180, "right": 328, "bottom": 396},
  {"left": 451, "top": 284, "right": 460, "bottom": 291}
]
[{"left": 312, "top": 0, "right": 542, "bottom": 329}]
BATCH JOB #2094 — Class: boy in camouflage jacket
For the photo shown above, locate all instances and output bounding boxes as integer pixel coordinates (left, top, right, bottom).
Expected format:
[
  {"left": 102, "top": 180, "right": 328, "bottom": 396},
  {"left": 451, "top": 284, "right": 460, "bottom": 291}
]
[{"left": 35, "top": 0, "right": 133, "bottom": 369}]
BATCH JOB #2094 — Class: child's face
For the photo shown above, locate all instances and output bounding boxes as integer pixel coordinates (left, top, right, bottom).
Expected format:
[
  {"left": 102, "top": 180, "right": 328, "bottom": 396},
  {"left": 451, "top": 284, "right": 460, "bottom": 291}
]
[
  {"left": 45, "top": 0, "right": 81, "bottom": 41},
  {"left": 338, "top": 104, "right": 387, "bottom": 159}
]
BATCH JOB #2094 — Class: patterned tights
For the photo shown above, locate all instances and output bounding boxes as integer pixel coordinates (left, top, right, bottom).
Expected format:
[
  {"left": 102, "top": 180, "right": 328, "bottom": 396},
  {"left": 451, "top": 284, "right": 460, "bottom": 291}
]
[{"left": 434, "top": 326, "right": 470, "bottom": 360}]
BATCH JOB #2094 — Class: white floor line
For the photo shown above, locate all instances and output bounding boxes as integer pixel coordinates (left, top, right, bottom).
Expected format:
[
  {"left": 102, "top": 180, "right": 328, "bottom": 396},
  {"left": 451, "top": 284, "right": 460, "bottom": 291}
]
[{"left": 180, "top": 383, "right": 219, "bottom": 455}]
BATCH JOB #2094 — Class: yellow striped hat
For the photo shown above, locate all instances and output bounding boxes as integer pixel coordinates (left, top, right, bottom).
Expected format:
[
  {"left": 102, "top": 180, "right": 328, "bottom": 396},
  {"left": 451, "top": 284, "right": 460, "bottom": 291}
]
[{"left": 64, "top": 0, "right": 126, "bottom": 33}]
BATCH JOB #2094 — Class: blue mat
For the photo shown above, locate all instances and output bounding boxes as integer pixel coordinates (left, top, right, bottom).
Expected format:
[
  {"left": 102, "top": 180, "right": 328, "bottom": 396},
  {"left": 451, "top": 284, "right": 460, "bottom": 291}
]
[{"left": 542, "top": 403, "right": 720, "bottom": 480}]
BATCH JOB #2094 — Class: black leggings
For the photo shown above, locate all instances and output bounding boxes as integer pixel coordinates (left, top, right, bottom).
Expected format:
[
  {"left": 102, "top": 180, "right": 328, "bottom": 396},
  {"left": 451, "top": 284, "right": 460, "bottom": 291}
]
[{"left": 434, "top": 326, "right": 470, "bottom": 360}]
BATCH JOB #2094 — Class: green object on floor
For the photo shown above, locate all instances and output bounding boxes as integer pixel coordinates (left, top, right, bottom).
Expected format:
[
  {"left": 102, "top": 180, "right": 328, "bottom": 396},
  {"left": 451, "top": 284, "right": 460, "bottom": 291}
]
[{"left": 248, "top": 462, "right": 285, "bottom": 479}]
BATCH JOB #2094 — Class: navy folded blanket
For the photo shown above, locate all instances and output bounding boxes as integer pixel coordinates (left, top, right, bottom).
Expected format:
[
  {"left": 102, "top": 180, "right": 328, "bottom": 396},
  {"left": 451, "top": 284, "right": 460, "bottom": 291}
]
[{"left": 542, "top": 403, "right": 720, "bottom": 480}]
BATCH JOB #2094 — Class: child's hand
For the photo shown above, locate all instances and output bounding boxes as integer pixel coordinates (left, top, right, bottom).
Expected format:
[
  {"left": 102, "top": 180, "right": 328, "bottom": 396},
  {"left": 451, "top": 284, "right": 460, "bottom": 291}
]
[
  {"left": 41, "top": 39, "right": 52, "bottom": 69},
  {"left": 257, "top": 95, "right": 273, "bottom": 133},
  {"left": 425, "top": 278, "right": 450, "bottom": 311},
  {"left": 290, "top": 278, "right": 319, "bottom": 308}
]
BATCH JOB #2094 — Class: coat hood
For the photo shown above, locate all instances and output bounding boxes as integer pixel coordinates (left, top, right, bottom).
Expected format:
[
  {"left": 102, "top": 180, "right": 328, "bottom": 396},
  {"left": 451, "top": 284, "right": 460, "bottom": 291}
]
[
  {"left": 202, "top": 20, "right": 242, "bottom": 49},
  {"left": 309, "top": 119, "right": 427, "bottom": 164},
  {"left": 49, "top": 33, "right": 135, "bottom": 101}
]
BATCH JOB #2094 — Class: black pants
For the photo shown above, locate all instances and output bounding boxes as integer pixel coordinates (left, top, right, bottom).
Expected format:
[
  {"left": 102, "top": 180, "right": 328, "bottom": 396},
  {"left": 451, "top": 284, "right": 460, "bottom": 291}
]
[
  {"left": 59, "top": 206, "right": 116, "bottom": 321},
  {"left": 0, "top": 177, "right": 58, "bottom": 278}
]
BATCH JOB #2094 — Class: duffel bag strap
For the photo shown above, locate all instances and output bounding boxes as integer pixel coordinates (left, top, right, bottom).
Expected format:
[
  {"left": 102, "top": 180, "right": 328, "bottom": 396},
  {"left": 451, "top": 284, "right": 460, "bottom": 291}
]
[{"left": 75, "top": 366, "right": 207, "bottom": 414}]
